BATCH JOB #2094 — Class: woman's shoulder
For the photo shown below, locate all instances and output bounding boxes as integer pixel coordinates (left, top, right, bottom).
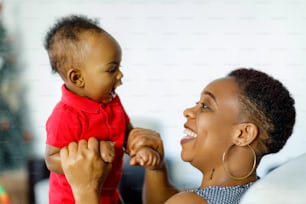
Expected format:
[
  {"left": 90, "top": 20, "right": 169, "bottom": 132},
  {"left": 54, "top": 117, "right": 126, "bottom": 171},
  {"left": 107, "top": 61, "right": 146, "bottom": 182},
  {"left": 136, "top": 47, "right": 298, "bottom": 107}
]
[{"left": 165, "top": 192, "right": 208, "bottom": 204}]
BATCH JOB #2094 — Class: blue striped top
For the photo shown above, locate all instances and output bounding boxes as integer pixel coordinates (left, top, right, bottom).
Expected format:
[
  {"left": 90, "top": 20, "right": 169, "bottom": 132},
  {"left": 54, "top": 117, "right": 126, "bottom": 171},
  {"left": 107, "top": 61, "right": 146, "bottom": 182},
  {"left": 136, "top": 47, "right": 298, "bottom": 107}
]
[{"left": 187, "top": 183, "right": 253, "bottom": 204}]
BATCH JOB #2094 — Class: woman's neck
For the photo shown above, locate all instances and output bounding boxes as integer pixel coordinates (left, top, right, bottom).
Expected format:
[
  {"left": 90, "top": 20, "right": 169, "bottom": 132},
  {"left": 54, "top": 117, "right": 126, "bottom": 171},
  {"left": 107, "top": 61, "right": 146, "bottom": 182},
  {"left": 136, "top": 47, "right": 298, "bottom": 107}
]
[{"left": 199, "top": 167, "right": 257, "bottom": 188}]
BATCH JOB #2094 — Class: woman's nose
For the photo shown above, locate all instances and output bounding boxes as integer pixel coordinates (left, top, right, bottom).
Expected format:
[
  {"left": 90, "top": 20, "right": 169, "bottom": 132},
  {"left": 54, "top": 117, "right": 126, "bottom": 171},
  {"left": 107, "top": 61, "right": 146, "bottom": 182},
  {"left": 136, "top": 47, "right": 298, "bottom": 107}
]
[{"left": 183, "top": 106, "right": 196, "bottom": 119}]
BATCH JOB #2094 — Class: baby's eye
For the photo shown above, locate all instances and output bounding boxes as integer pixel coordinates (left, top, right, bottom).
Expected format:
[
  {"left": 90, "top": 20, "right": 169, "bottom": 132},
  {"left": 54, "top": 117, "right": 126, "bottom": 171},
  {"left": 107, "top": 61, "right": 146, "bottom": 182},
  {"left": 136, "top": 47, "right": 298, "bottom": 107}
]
[{"left": 108, "top": 64, "right": 120, "bottom": 73}]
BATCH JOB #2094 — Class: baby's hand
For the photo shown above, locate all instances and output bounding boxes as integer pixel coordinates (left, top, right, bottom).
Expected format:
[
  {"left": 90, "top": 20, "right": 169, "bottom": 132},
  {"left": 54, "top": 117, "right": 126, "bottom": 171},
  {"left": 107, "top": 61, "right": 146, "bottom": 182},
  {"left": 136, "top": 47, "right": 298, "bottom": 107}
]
[
  {"left": 99, "top": 141, "right": 115, "bottom": 163},
  {"left": 126, "top": 128, "right": 164, "bottom": 163},
  {"left": 130, "top": 147, "right": 162, "bottom": 170}
]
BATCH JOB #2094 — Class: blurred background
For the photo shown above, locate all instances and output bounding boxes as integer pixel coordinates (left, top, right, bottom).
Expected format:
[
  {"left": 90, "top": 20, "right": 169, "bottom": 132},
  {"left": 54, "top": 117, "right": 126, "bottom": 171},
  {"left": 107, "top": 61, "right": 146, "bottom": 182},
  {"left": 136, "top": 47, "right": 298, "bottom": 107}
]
[{"left": 1, "top": 0, "right": 306, "bottom": 203}]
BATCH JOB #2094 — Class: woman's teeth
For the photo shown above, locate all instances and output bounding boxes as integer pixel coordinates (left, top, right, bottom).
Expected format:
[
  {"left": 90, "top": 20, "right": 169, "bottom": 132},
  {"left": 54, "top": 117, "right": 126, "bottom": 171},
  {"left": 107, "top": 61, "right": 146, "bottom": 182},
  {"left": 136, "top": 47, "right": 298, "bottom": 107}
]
[{"left": 184, "top": 128, "right": 197, "bottom": 138}]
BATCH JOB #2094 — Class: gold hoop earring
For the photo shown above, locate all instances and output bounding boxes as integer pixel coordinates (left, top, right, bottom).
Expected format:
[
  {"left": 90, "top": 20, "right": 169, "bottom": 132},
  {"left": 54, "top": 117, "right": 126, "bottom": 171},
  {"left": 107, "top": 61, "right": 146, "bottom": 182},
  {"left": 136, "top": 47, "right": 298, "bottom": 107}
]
[{"left": 222, "top": 144, "right": 256, "bottom": 181}]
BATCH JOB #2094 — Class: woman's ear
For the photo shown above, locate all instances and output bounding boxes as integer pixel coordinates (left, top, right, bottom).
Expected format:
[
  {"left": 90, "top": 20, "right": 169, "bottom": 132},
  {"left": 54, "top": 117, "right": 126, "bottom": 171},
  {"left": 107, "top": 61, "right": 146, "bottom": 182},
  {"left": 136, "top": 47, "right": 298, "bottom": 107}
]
[
  {"left": 67, "top": 69, "right": 84, "bottom": 88},
  {"left": 233, "top": 123, "right": 258, "bottom": 146}
]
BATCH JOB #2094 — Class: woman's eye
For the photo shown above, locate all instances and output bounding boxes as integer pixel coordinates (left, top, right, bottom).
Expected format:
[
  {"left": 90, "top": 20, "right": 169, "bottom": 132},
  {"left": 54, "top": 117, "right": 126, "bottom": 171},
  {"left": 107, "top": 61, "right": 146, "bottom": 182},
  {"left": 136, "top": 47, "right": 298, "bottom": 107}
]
[
  {"left": 201, "top": 103, "right": 209, "bottom": 109},
  {"left": 197, "top": 102, "right": 210, "bottom": 110}
]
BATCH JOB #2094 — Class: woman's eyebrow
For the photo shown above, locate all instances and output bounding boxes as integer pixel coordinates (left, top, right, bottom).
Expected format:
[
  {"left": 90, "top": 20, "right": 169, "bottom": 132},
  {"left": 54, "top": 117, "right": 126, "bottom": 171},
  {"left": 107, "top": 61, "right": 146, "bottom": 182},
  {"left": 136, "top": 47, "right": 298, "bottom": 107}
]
[{"left": 202, "top": 91, "right": 218, "bottom": 105}]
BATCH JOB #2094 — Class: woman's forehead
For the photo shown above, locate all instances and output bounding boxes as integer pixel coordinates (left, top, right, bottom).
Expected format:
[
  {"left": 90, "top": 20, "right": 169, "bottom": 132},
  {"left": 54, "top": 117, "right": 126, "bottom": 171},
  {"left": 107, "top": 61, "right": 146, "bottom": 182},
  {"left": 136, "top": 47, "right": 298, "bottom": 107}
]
[{"left": 201, "top": 77, "right": 240, "bottom": 100}]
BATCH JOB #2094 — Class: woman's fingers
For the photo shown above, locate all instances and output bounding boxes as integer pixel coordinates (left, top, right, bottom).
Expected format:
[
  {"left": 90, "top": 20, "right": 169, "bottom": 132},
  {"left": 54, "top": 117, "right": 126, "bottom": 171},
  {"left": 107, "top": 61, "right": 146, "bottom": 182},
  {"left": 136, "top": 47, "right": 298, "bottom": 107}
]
[
  {"left": 100, "top": 141, "right": 115, "bottom": 163},
  {"left": 88, "top": 137, "right": 100, "bottom": 155},
  {"left": 60, "top": 146, "right": 69, "bottom": 160},
  {"left": 67, "top": 141, "right": 78, "bottom": 155}
]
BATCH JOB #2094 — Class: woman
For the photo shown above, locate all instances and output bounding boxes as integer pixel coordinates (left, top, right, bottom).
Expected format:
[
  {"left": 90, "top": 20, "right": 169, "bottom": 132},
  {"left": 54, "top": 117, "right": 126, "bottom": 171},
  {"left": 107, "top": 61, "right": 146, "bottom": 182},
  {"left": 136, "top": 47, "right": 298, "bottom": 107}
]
[{"left": 61, "top": 68, "right": 296, "bottom": 204}]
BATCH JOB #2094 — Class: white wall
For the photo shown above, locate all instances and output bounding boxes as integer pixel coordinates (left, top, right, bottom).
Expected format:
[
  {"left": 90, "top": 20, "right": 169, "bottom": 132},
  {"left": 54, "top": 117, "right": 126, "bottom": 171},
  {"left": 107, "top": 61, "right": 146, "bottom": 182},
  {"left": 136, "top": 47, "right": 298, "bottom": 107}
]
[{"left": 3, "top": 0, "right": 306, "bottom": 187}]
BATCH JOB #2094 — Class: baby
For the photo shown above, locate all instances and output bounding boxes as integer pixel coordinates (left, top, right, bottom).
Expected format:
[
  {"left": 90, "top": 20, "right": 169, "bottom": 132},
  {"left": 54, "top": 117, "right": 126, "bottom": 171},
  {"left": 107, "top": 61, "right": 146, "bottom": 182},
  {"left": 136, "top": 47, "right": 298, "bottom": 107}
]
[{"left": 43, "top": 15, "right": 160, "bottom": 204}]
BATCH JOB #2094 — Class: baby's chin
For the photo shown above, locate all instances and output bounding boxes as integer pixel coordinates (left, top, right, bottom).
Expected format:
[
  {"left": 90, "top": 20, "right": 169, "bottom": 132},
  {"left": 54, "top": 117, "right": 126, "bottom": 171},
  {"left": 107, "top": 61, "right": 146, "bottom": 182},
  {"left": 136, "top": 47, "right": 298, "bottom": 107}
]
[{"left": 101, "top": 92, "right": 117, "bottom": 103}]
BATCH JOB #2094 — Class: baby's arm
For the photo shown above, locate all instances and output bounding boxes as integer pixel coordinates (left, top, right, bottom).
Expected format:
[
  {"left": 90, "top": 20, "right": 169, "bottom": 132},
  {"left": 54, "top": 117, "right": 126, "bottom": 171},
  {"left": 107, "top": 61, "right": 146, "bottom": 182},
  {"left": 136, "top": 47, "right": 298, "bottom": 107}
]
[
  {"left": 132, "top": 147, "right": 162, "bottom": 170},
  {"left": 45, "top": 144, "right": 63, "bottom": 174}
]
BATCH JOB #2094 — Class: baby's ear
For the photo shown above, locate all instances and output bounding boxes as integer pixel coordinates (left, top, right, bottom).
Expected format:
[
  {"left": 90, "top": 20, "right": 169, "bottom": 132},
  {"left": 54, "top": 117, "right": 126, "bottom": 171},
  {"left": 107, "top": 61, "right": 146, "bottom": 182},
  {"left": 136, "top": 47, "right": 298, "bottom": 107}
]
[{"left": 67, "top": 68, "right": 84, "bottom": 87}]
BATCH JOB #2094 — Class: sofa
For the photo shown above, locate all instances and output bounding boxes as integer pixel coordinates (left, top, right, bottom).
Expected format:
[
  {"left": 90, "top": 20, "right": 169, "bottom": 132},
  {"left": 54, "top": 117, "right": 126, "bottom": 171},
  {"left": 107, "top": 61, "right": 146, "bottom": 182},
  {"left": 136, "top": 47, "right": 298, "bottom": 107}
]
[{"left": 240, "top": 152, "right": 306, "bottom": 203}]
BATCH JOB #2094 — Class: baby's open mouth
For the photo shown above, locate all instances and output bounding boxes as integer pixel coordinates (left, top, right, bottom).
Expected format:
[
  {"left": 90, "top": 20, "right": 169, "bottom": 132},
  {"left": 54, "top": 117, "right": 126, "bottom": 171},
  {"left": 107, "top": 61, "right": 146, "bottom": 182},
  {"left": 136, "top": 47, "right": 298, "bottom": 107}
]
[{"left": 110, "top": 88, "right": 117, "bottom": 98}]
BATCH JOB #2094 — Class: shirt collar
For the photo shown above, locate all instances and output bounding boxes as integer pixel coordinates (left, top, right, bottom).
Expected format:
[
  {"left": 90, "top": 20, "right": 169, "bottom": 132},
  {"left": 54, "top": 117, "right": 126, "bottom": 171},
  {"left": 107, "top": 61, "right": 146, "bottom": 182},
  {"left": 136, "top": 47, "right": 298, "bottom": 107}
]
[{"left": 61, "top": 84, "right": 103, "bottom": 113}]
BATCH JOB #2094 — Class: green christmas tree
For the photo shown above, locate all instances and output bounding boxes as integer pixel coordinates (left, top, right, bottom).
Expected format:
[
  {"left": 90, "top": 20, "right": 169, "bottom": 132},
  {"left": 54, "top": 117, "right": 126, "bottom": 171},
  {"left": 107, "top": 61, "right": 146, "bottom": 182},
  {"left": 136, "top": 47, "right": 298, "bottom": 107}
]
[{"left": 0, "top": 3, "right": 32, "bottom": 171}]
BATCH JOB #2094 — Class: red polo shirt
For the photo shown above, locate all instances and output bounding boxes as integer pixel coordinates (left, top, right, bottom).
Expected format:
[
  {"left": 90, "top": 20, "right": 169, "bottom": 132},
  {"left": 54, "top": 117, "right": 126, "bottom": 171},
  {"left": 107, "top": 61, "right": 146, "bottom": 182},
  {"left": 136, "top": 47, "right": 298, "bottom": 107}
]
[{"left": 46, "top": 85, "right": 129, "bottom": 204}]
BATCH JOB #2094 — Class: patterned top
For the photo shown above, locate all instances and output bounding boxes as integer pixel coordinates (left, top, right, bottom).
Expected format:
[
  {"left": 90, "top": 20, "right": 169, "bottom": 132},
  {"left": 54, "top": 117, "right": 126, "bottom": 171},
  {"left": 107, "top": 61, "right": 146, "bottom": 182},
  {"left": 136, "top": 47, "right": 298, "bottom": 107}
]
[{"left": 187, "top": 183, "right": 253, "bottom": 204}]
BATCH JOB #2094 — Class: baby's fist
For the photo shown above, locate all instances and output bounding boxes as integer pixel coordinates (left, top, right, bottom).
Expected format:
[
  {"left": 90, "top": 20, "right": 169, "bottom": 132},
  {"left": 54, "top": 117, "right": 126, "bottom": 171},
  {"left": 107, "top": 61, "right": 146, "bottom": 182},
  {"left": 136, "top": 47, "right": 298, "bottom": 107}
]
[{"left": 130, "top": 147, "right": 162, "bottom": 170}]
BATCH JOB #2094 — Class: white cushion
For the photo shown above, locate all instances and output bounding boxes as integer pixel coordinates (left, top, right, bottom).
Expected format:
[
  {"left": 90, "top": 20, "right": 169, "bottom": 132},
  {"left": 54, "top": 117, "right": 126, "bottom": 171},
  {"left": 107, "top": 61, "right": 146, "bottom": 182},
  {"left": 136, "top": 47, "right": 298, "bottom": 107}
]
[{"left": 240, "top": 152, "right": 306, "bottom": 204}]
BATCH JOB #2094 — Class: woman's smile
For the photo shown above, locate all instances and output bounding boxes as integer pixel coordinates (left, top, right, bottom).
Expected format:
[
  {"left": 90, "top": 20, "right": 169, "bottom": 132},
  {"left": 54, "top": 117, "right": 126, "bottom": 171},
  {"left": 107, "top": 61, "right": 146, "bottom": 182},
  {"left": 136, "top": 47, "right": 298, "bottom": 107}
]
[{"left": 181, "top": 128, "right": 198, "bottom": 145}]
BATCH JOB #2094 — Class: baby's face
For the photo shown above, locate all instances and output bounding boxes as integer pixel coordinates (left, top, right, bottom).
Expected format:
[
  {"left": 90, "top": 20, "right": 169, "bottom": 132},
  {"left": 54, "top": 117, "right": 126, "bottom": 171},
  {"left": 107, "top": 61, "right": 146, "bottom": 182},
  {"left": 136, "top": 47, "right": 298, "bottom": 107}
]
[{"left": 80, "top": 32, "right": 123, "bottom": 103}]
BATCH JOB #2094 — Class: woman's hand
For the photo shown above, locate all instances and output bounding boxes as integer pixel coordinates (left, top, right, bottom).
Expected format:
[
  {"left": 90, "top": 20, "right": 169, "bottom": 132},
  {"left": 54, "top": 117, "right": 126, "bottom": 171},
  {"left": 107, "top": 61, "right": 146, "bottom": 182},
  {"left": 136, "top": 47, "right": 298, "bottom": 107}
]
[{"left": 60, "top": 138, "right": 114, "bottom": 204}]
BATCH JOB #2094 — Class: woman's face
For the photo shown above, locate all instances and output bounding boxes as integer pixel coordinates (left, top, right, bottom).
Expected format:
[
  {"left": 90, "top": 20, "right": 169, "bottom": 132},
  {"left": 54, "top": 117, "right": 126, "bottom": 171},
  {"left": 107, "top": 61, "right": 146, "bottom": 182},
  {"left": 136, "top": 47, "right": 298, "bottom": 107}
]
[{"left": 181, "top": 77, "right": 243, "bottom": 170}]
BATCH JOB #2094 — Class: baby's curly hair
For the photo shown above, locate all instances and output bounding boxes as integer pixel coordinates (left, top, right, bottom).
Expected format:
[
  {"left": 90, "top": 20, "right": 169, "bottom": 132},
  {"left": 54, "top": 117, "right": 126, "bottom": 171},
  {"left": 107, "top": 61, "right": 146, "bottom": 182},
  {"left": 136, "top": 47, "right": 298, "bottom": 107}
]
[
  {"left": 228, "top": 68, "right": 296, "bottom": 155},
  {"left": 44, "top": 15, "right": 105, "bottom": 78}
]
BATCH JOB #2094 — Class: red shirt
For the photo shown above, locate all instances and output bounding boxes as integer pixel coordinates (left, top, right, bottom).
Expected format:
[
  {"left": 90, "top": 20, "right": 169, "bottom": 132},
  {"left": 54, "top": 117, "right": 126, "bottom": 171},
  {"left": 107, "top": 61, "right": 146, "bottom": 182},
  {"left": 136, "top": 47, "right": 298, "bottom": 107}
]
[{"left": 46, "top": 85, "right": 129, "bottom": 204}]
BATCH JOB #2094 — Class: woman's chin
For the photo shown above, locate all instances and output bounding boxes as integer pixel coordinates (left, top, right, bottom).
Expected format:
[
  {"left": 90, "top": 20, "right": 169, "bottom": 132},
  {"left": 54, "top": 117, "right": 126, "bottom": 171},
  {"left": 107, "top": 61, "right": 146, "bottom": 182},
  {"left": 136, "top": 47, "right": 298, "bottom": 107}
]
[{"left": 180, "top": 151, "right": 192, "bottom": 162}]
